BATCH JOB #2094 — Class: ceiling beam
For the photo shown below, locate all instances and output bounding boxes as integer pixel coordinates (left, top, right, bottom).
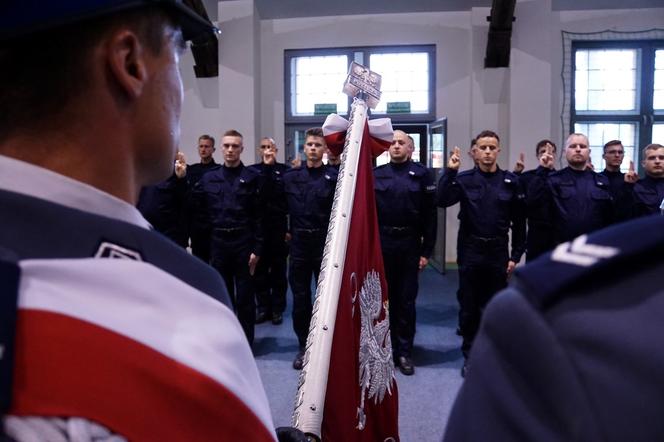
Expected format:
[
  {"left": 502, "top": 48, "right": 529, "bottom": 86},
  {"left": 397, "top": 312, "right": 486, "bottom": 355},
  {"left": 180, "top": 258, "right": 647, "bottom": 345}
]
[{"left": 484, "top": 0, "right": 516, "bottom": 68}]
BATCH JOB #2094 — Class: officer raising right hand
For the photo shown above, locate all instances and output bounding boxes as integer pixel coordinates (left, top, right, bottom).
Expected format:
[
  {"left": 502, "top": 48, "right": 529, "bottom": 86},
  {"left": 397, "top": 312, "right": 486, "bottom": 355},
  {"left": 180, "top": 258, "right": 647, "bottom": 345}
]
[
  {"left": 448, "top": 146, "right": 461, "bottom": 170},
  {"left": 539, "top": 144, "right": 556, "bottom": 169}
]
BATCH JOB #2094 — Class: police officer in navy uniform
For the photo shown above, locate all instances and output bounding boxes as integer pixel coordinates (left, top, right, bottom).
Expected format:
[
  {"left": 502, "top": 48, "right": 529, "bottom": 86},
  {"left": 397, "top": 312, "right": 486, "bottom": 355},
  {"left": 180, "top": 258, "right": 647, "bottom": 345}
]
[
  {"left": 137, "top": 151, "right": 189, "bottom": 247},
  {"left": 444, "top": 213, "right": 664, "bottom": 441},
  {"left": 599, "top": 139, "right": 634, "bottom": 221},
  {"left": 437, "top": 130, "right": 526, "bottom": 376},
  {"left": 516, "top": 139, "right": 558, "bottom": 261},
  {"left": 282, "top": 127, "right": 338, "bottom": 369},
  {"left": 622, "top": 143, "right": 664, "bottom": 218},
  {"left": 186, "top": 134, "right": 220, "bottom": 262},
  {"left": 250, "top": 137, "right": 289, "bottom": 326},
  {"left": 194, "top": 129, "right": 263, "bottom": 346},
  {"left": 374, "top": 130, "right": 436, "bottom": 376},
  {"left": 600, "top": 139, "right": 626, "bottom": 197},
  {"left": 536, "top": 133, "right": 613, "bottom": 245}
]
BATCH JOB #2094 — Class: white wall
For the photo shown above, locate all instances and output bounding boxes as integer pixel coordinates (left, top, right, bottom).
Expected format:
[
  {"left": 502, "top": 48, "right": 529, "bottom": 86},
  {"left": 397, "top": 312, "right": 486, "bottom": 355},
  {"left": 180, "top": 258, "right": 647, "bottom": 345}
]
[{"left": 178, "top": 0, "right": 664, "bottom": 262}]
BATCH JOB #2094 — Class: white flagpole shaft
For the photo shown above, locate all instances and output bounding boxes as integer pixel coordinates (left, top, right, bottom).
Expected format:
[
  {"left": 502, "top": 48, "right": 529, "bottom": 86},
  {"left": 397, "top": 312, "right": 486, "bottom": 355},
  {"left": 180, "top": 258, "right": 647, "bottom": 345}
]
[{"left": 292, "top": 98, "right": 368, "bottom": 439}]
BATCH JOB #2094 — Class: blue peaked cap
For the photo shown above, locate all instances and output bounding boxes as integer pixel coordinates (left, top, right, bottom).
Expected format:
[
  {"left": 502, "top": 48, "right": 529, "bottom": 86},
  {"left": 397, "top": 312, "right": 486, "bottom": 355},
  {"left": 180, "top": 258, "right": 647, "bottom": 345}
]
[{"left": 0, "top": 0, "right": 217, "bottom": 42}]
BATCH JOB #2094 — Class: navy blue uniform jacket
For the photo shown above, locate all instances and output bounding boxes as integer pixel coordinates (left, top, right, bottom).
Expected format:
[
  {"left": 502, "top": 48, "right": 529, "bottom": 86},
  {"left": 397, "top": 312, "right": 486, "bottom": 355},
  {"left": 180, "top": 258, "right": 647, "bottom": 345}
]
[{"left": 444, "top": 214, "right": 664, "bottom": 441}]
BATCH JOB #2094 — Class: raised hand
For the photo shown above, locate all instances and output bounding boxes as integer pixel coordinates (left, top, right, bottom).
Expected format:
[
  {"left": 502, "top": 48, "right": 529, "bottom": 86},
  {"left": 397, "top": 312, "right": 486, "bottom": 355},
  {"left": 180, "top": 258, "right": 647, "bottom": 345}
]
[
  {"left": 539, "top": 145, "right": 555, "bottom": 169},
  {"left": 448, "top": 146, "right": 461, "bottom": 170},
  {"left": 513, "top": 152, "right": 525, "bottom": 173},
  {"left": 624, "top": 160, "right": 638, "bottom": 183},
  {"left": 174, "top": 151, "right": 187, "bottom": 178}
]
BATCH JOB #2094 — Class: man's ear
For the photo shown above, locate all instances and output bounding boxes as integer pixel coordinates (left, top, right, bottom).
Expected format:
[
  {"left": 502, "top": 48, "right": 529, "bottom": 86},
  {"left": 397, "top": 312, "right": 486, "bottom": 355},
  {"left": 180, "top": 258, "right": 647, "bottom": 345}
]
[{"left": 106, "top": 30, "right": 149, "bottom": 99}]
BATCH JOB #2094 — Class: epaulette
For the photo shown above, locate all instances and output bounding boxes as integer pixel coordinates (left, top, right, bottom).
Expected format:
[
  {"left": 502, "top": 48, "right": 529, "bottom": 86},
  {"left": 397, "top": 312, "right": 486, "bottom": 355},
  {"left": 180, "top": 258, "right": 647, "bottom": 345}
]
[
  {"left": 373, "top": 163, "right": 389, "bottom": 173},
  {"left": 275, "top": 163, "right": 289, "bottom": 173},
  {"left": 246, "top": 163, "right": 262, "bottom": 174},
  {"left": 456, "top": 168, "right": 474, "bottom": 178},
  {"left": 240, "top": 165, "right": 261, "bottom": 181},
  {"left": 519, "top": 168, "right": 538, "bottom": 178},
  {"left": 503, "top": 170, "right": 519, "bottom": 180},
  {"left": 513, "top": 215, "right": 664, "bottom": 309},
  {"left": 409, "top": 161, "right": 427, "bottom": 171},
  {"left": 502, "top": 170, "right": 521, "bottom": 186}
]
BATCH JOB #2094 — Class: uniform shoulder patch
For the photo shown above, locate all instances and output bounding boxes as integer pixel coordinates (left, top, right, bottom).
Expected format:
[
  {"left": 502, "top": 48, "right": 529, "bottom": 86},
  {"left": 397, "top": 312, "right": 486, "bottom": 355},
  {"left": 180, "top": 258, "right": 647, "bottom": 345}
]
[
  {"left": 94, "top": 242, "right": 144, "bottom": 261},
  {"left": 514, "top": 215, "right": 664, "bottom": 308}
]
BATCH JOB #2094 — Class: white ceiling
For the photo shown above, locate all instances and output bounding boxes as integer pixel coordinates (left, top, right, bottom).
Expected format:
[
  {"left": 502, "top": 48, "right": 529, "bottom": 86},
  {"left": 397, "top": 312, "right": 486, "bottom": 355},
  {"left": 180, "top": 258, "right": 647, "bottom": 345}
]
[{"left": 245, "top": 0, "right": 664, "bottom": 19}]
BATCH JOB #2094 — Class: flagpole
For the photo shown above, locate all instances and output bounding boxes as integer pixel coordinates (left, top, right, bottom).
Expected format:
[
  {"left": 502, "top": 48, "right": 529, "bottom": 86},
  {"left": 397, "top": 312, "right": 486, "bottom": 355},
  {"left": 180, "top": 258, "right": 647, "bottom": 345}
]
[{"left": 292, "top": 62, "right": 382, "bottom": 441}]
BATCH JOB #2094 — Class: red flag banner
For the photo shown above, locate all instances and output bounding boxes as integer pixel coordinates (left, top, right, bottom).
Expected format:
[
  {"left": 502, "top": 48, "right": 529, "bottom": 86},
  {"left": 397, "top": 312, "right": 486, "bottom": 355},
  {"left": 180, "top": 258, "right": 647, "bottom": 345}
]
[{"left": 320, "top": 114, "right": 399, "bottom": 441}]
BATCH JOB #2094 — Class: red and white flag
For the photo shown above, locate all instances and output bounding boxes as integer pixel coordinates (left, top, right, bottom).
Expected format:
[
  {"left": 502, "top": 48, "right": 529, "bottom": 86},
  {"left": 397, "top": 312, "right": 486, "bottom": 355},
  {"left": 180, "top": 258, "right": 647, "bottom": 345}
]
[
  {"left": 10, "top": 258, "right": 276, "bottom": 441},
  {"left": 319, "top": 114, "right": 399, "bottom": 441}
]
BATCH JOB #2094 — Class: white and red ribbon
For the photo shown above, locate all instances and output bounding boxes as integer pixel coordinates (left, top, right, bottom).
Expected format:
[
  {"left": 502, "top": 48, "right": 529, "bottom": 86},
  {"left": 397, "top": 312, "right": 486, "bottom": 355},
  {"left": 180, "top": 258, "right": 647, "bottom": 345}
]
[{"left": 323, "top": 114, "right": 393, "bottom": 158}]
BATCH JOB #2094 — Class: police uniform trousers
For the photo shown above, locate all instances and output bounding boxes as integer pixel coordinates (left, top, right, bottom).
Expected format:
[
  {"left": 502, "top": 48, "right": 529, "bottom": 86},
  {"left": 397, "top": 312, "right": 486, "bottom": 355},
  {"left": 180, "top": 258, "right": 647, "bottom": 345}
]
[
  {"left": 190, "top": 228, "right": 212, "bottom": 264},
  {"left": 525, "top": 221, "right": 553, "bottom": 262},
  {"left": 255, "top": 223, "right": 288, "bottom": 317},
  {"left": 457, "top": 235, "right": 509, "bottom": 358},
  {"left": 380, "top": 231, "right": 420, "bottom": 359},
  {"left": 210, "top": 228, "right": 256, "bottom": 345},
  {"left": 289, "top": 229, "right": 326, "bottom": 349}
]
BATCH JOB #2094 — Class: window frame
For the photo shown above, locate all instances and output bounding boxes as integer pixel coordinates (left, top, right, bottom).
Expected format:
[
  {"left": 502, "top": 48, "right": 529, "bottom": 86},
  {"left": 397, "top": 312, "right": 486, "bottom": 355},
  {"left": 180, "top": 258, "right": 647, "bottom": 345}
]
[
  {"left": 567, "top": 36, "right": 664, "bottom": 171},
  {"left": 284, "top": 45, "right": 436, "bottom": 125}
]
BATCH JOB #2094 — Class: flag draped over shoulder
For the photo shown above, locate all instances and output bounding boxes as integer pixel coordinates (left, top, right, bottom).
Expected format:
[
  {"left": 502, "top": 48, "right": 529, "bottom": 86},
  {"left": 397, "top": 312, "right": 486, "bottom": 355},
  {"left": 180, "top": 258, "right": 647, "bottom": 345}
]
[{"left": 320, "top": 114, "right": 399, "bottom": 441}]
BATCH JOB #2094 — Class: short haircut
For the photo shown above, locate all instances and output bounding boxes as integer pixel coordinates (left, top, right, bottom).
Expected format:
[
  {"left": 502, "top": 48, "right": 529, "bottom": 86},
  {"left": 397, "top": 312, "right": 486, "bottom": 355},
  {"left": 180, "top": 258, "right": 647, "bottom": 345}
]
[
  {"left": 603, "top": 139, "right": 623, "bottom": 153},
  {"left": 470, "top": 138, "right": 477, "bottom": 149},
  {"left": 393, "top": 130, "right": 414, "bottom": 149},
  {"left": 407, "top": 134, "right": 415, "bottom": 149},
  {"left": 536, "top": 139, "right": 557, "bottom": 156},
  {"left": 0, "top": 8, "right": 175, "bottom": 143},
  {"left": 642, "top": 143, "right": 664, "bottom": 158},
  {"left": 199, "top": 134, "right": 215, "bottom": 146},
  {"left": 223, "top": 129, "right": 243, "bottom": 139},
  {"left": 305, "top": 127, "right": 324, "bottom": 139},
  {"left": 475, "top": 130, "right": 500, "bottom": 143},
  {"left": 565, "top": 133, "right": 588, "bottom": 147}
]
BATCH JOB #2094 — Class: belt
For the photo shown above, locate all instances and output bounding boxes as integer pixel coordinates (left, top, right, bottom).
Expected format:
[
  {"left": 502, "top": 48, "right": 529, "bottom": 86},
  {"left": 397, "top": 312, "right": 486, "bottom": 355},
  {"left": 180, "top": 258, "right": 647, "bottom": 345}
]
[
  {"left": 381, "top": 226, "right": 415, "bottom": 235},
  {"left": 467, "top": 234, "right": 506, "bottom": 245},
  {"left": 213, "top": 226, "right": 248, "bottom": 234}
]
